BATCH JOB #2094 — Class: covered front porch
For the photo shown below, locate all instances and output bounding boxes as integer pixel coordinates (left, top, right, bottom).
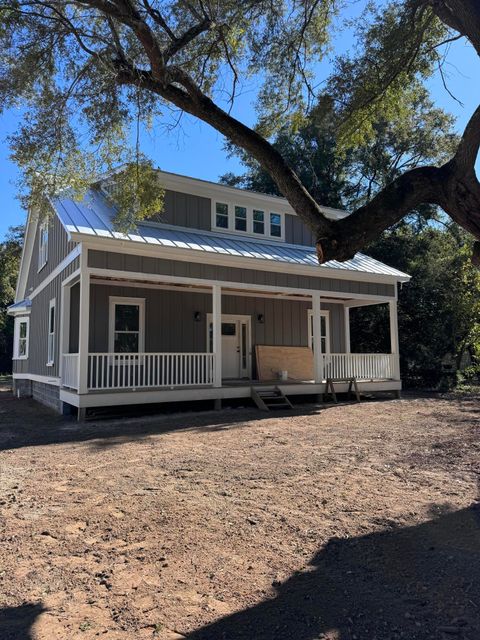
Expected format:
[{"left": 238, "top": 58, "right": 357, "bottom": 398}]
[{"left": 59, "top": 264, "right": 401, "bottom": 412}]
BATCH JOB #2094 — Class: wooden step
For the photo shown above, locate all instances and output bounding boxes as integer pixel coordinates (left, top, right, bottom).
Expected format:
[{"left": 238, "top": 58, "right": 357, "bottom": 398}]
[{"left": 251, "top": 386, "right": 293, "bottom": 411}]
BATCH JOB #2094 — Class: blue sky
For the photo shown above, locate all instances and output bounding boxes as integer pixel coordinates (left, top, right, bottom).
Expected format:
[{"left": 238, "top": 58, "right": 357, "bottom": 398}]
[{"left": 1, "top": 9, "right": 479, "bottom": 241}]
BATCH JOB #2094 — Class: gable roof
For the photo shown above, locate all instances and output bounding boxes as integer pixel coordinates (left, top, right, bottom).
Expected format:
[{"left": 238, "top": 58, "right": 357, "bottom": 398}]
[{"left": 52, "top": 188, "right": 410, "bottom": 283}]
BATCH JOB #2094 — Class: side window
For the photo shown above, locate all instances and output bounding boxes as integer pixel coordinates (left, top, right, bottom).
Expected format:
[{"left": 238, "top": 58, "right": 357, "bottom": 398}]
[
  {"left": 14, "top": 317, "right": 30, "bottom": 359},
  {"left": 270, "top": 213, "right": 282, "bottom": 237},
  {"left": 47, "top": 299, "right": 56, "bottom": 365},
  {"left": 38, "top": 219, "right": 49, "bottom": 271}
]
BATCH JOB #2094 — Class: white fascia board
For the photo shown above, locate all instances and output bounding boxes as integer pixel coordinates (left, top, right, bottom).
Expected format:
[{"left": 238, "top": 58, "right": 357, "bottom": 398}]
[
  {"left": 154, "top": 169, "right": 349, "bottom": 221},
  {"left": 13, "top": 373, "right": 61, "bottom": 386},
  {"left": 25, "top": 245, "right": 82, "bottom": 301},
  {"left": 15, "top": 209, "right": 37, "bottom": 302},
  {"left": 76, "top": 234, "right": 405, "bottom": 285}
]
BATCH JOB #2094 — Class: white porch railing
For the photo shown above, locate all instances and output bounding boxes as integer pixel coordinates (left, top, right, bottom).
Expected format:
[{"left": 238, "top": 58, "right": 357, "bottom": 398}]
[
  {"left": 86, "top": 352, "right": 215, "bottom": 391},
  {"left": 322, "top": 353, "right": 397, "bottom": 381},
  {"left": 62, "top": 353, "right": 79, "bottom": 389}
]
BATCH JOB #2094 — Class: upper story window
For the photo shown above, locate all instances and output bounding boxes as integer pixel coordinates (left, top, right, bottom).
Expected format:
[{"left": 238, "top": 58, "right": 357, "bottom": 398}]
[
  {"left": 38, "top": 219, "right": 49, "bottom": 271},
  {"left": 213, "top": 201, "right": 284, "bottom": 240},
  {"left": 14, "top": 317, "right": 30, "bottom": 360}
]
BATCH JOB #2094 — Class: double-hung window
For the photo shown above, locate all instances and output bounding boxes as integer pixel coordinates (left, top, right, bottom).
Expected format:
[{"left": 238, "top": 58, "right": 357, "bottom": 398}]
[
  {"left": 109, "top": 297, "right": 145, "bottom": 353},
  {"left": 234, "top": 206, "right": 247, "bottom": 231},
  {"left": 253, "top": 209, "right": 265, "bottom": 234},
  {"left": 270, "top": 213, "right": 282, "bottom": 237},
  {"left": 47, "top": 299, "right": 56, "bottom": 365},
  {"left": 14, "top": 317, "right": 29, "bottom": 360},
  {"left": 215, "top": 202, "right": 229, "bottom": 229},
  {"left": 38, "top": 220, "right": 49, "bottom": 271}
]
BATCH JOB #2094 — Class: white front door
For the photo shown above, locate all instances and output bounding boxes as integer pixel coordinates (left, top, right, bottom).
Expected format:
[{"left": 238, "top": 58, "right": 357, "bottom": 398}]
[
  {"left": 221, "top": 320, "right": 240, "bottom": 378},
  {"left": 207, "top": 314, "right": 251, "bottom": 380}
]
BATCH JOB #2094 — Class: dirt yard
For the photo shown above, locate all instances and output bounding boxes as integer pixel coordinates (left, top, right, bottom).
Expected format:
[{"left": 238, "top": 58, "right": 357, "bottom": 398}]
[{"left": 0, "top": 382, "right": 479, "bottom": 640}]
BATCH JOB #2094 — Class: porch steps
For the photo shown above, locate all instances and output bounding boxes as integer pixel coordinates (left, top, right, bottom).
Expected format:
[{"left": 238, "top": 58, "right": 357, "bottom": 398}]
[
  {"left": 325, "top": 377, "right": 361, "bottom": 404},
  {"left": 251, "top": 386, "right": 293, "bottom": 411}
]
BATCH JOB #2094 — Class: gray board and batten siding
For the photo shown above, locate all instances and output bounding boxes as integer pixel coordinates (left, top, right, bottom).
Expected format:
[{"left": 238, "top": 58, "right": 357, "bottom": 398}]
[
  {"left": 25, "top": 212, "right": 77, "bottom": 294},
  {"left": 88, "top": 249, "right": 395, "bottom": 298},
  {"left": 149, "top": 188, "right": 316, "bottom": 247},
  {"left": 13, "top": 258, "right": 80, "bottom": 378},
  {"left": 87, "top": 283, "right": 346, "bottom": 378}
]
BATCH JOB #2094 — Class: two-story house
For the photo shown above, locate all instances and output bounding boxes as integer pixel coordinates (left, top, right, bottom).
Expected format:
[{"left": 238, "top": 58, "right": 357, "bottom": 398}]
[{"left": 9, "top": 170, "right": 410, "bottom": 418}]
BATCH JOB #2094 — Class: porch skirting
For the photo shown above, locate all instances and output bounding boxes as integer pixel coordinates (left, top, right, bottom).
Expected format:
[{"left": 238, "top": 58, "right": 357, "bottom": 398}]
[{"left": 60, "top": 379, "right": 402, "bottom": 411}]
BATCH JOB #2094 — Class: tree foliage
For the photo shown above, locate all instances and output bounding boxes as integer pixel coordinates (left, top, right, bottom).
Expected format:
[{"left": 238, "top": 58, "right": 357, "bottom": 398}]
[
  {"left": 1, "top": 0, "right": 480, "bottom": 264},
  {"left": 351, "top": 226, "right": 480, "bottom": 387},
  {"left": 0, "top": 227, "right": 23, "bottom": 373}
]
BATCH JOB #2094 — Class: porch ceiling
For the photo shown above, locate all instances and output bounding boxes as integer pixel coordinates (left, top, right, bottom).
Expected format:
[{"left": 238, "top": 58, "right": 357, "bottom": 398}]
[{"left": 90, "top": 274, "right": 375, "bottom": 305}]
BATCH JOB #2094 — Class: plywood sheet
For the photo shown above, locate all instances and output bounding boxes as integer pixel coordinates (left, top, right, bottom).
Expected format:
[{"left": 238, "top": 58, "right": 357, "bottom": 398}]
[{"left": 255, "top": 345, "right": 313, "bottom": 382}]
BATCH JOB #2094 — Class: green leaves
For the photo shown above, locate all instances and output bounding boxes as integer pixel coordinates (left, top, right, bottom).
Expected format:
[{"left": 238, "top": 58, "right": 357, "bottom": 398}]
[{"left": 102, "top": 159, "right": 165, "bottom": 233}]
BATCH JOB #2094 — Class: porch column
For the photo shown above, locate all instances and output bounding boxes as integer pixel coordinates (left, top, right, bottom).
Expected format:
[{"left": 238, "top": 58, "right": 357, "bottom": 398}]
[
  {"left": 344, "top": 305, "right": 351, "bottom": 353},
  {"left": 212, "top": 284, "right": 222, "bottom": 387},
  {"left": 389, "top": 298, "right": 400, "bottom": 380},
  {"left": 58, "top": 281, "right": 72, "bottom": 383},
  {"left": 77, "top": 249, "right": 90, "bottom": 394},
  {"left": 312, "top": 291, "right": 323, "bottom": 383}
]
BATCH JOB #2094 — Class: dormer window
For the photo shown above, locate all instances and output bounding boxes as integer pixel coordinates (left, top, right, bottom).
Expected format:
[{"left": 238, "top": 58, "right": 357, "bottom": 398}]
[
  {"left": 38, "top": 219, "right": 49, "bottom": 271},
  {"left": 213, "top": 201, "right": 284, "bottom": 240}
]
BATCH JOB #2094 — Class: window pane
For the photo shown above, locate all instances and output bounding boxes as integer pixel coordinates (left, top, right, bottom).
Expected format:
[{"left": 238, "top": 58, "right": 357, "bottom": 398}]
[
  {"left": 115, "top": 304, "right": 139, "bottom": 331},
  {"left": 216, "top": 214, "right": 229, "bottom": 228},
  {"left": 114, "top": 333, "right": 139, "bottom": 353},
  {"left": 221, "top": 322, "right": 236, "bottom": 336},
  {"left": 19, "top": 322, "right": 27, "bottom": 339},
  {"left": 253, "top": 221, "right": 264, "bottom": 234},
  {"left": 19, "top": 339, "right": 27, "bottom": 357},
  {"left": 270, "top": 224, "right": 281, "bottom": 237},
  {"left": 253, "top": 209, "right": 264, "bottom": 221},
  {"left": 216, "top": 202, "right": 228, "bottom": 216},
  {"left": 270, "top": 213, "right": 281, "bottom": 225},
  {"left": 49, "top": 306, "right": 55, "bottom": 332}
]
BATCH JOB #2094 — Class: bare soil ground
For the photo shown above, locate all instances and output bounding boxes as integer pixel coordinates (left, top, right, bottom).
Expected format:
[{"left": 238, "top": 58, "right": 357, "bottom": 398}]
[{"left": 0, "top": 382, "right": 479, "bottom": 640}]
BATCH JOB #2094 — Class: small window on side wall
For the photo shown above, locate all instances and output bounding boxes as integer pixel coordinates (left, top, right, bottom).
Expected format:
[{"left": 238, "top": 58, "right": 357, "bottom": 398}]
[
  {"left": 38, "top": 219, "right": 49, "bottom": 271},
  {"left": 14, "top": 317, "right": 30, "bottom": 360},
  {"left": 47, "top": 299, "right": 56, "bottom": 365}
]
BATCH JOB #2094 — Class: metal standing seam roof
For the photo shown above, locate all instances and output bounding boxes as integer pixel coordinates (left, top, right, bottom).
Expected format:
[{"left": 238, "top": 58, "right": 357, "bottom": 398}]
[{"left": 52, "top": 189, "right": 411, "bottom": 281}]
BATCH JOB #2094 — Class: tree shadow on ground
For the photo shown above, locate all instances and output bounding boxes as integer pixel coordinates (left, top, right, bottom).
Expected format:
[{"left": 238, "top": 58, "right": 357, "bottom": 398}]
[
  {"left": 0, "top": 603, "right": 45, "bottom": 640},
  {"left": 185, "top": 503, "right": 480, "bottom": 640},
  {"left": 0, "top": 385, "right": 369, "bottom": 452}
]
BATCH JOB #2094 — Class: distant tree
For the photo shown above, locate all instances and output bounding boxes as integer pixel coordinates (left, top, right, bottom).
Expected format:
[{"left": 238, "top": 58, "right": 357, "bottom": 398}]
[
  {"left": 350, "top": 226, "right": 480, "bottom": 387},
  {"left": 0, "top": 227, "right": 24, "bottom": 373}
]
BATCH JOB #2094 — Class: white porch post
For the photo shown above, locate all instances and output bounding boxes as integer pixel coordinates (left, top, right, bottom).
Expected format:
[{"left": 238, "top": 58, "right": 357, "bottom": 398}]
[
  {"left": 312, "top": 291, "right": 323, "bottom": 383},
  {"left": 58, "top": 281, "right": 72, "bottom": 384},
  {"left": 389, "top": 298, "right": 400, "bottom": 380},
  {"left": 77, "top": 248, "right": 90, "bottom": 394},
  {"left": 212, "top": 284, "right": 222, "bottom": 387},
  {"left": 344, "top": 305, "right": 351, "bottom": 353}
]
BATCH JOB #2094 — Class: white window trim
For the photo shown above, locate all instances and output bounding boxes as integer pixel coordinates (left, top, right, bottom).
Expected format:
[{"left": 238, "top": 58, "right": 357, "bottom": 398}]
[
  {"left": 212, "top": 200, "right": 285, "bottom": 241},
  {"left": 38, "top": 219, "right": 49, "bottom": 272},
  {"left": 307, "top": 309, "right": 330, "bottom": 353},
  {"left": 108, "top": 296, "right": 145, "bottom": 353},
  {"left": 13, "top": 316, "right": 30, "bottom": 360},
  {"left": 47, "top": 298, "right": 56, "bottom": 366}
]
